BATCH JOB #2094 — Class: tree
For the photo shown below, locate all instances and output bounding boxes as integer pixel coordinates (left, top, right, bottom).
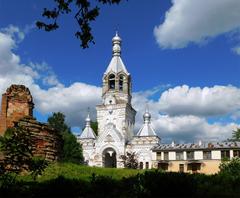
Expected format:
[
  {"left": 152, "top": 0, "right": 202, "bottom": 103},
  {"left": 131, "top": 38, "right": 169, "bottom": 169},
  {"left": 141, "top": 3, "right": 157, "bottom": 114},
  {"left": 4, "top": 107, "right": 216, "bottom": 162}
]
[
  {"left": 120, "top": 152, "right": 138, "bottom": 169},
  {"left": 91, "top": 121, "right": 98, "bottom": 136},
  {"left": 36, "top": 0, "right": 123, "bottom": 48},
  {"left": 219, "top": 157, "right": 240, "bottom": 176},
  {"left": 0, "top": 127, "right": 33, "bottom": 173},
  {"left": 232, "top": 128, "right": 240, "bottom": 141},
  {"left": 0, "top": 126, "right": 48, "bottom": 180},
  {"left": 47, "top": 112, "right": 84, "bottom": 163}
]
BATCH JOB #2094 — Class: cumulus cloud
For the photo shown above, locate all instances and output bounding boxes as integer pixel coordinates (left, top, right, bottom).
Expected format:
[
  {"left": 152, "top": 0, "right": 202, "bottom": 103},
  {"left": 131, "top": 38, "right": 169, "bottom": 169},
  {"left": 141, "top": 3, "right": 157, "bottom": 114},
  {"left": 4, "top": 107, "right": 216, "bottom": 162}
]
[
  {"left": 158, "top": 85, "right": 240, "bottom": 117},
  {"left": 154, "top": 0, "right": 240, "bottom": 49},
  {"left": 133, "top": 88, "right": 240, "bottom": 143},
  {"left": 32, "top": 83, "right": 101, "bottom": 127},
  {"left": 0, "top": 25, "right": 101, "bottom": 127},
  {"left": 152, "top": 115, "right": 238, "bottom": 143},
  {"left": 0, "top": 25, "right": 239, "bottom": 142}
]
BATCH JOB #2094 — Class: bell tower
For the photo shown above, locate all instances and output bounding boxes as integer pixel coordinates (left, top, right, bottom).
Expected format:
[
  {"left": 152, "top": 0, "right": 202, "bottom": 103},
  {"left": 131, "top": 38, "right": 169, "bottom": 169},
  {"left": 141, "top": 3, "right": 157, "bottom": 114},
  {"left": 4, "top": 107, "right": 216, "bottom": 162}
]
[
  {"left": 102, "top": 32, "right": 132, "bottom": 105},
  {"left": 96, "top": 32, "right": 136, "bottom": 144}
]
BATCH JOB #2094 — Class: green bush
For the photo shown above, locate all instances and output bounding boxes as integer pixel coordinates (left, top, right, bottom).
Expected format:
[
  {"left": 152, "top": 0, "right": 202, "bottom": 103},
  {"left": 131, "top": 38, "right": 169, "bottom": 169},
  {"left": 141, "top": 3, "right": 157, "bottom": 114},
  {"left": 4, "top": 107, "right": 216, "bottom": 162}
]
[{"left": 219, "top": 157, "right": 240, "bottom": 177}]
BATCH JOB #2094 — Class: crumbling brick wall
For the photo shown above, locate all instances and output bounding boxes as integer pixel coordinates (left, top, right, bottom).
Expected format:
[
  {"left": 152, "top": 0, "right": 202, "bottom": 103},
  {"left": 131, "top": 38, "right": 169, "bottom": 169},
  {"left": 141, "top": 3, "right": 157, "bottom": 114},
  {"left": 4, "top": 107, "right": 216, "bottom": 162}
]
[
  {"left": 14, "top": 117, "right": 62, "bottom": 161},
  {"left": 0, "top": 85, "right": 34, "bottom": 135},
  {"left": 0, "top": 85, "right": 62, "bottom": 161}
]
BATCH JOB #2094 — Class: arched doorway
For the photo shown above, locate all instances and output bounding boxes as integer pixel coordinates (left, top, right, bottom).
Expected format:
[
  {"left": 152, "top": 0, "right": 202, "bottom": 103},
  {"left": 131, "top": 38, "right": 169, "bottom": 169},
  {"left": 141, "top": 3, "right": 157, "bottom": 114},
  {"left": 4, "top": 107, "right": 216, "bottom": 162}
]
[{"left": 102, "top": 147, "right": 117, "bottom": 168}]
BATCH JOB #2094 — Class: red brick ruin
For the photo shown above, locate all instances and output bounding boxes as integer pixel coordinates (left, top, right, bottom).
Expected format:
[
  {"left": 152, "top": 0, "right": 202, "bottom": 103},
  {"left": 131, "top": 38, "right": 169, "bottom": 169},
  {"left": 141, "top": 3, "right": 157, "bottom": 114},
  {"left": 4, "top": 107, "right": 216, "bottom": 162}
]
[
  {"left": 0, "top": 85, "right": 34, "bottom": 135},
  {"left": 0, "top": 85, "right": 62, "bottom": 161}
]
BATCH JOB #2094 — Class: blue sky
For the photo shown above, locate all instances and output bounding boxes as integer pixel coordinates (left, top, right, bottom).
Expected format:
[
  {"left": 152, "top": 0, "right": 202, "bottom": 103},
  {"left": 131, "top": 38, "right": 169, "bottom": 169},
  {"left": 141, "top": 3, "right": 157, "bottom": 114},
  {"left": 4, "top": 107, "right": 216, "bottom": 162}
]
[{"left": 0, "top": 0, "right": 240, "bottom": 143}]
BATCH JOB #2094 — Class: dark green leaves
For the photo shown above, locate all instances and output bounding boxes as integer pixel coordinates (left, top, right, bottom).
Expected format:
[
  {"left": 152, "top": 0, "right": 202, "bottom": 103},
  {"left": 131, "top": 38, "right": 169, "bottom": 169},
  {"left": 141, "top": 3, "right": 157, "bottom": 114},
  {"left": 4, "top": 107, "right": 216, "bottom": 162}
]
[
  {"left": 47, "top": 112, "right": 84, "bottom": 164},
  {"left": 36, "top": 0, "right": 124, "bottom": 48}
]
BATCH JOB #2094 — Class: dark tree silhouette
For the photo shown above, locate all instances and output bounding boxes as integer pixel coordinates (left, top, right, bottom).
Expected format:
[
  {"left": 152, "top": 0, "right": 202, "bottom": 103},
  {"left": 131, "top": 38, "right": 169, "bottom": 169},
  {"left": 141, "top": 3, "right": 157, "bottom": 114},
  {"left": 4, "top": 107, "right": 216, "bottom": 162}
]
[
  {"left": 47, "top": 112, "right": 84, "bottom": 163},
  {"left": 232, "top": 128, "right": 240, "bottom": 141},
  {"left": 36, "top": 0, "right": 124, "bottom": 48},
  {"left": 120, "top": 152, "right": 138, "bottom": 169}
]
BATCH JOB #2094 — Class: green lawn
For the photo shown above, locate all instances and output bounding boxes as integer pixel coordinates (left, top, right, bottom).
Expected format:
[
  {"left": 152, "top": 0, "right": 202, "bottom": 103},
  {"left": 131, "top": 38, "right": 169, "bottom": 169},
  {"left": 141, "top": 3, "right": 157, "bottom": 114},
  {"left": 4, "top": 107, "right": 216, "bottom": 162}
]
[{"left": 18, "top": 162, "right": 144, "bottom": 182}]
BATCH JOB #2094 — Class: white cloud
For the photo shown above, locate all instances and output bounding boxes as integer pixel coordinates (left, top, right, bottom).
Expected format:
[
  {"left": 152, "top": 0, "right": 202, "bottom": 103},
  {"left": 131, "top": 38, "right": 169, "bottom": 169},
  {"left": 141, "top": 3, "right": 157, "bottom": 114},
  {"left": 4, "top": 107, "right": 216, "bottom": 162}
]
[
  {"left": 0, "top": 25, "right": 239, "bottom": 143},
  {"left": 152, "top": 115, "right": 238, "bottom": 143},
  {"left": 133, "top": 88, "right": 240, "bottom": 143},
  {"left": 154, "top": 0, "right": 240, "bottom": 49},
  {"left": 158, "top": 85, "right": 240, "bottom": 117},
  {"left": 0, "top": 25, "right": 101, "bottom": 127},
  {"left": 32, "top": 83, "right": 101, "bottom": 127},
  {"left": 232, "top": 46, "right": 240, "bottom": 55}
]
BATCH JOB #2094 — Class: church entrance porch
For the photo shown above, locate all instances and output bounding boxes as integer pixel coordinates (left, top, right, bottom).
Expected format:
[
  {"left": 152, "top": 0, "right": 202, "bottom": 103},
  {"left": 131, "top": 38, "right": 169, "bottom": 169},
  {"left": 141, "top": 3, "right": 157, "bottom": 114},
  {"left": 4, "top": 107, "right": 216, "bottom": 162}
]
[{"left": 102, "top": 148, "right": 117, "bottom": 168}]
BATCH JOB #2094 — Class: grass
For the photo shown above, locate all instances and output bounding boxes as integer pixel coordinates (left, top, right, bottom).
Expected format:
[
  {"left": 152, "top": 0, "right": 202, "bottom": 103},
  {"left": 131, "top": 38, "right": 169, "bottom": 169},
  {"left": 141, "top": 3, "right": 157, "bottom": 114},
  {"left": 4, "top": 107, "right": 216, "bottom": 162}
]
[{"left": 17, "top": 162, "right": 144, "bottom": 182}]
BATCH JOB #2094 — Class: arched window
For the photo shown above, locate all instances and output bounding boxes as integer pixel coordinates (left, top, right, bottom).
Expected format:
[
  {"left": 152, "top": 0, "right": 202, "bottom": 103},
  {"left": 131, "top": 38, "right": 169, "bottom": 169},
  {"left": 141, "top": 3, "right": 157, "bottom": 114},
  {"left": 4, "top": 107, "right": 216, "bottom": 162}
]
[
  {"left": 139, "top": 162, "right": 143, "bottom": 169},
  {"left": 119, "top": 75, "right": 124, "bottom": 91},
  {"left": 108, "top": 74, "right": 115, "bottom": 90},
  {"left": 146, "top": 162, "right": 149, "bottom": 169}
]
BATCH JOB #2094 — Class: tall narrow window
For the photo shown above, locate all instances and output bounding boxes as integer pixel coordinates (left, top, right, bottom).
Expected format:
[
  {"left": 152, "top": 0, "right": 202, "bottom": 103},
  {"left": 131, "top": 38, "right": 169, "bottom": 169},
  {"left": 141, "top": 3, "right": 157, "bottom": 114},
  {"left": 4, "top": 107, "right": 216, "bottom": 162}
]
[
  {"left": 108, "top": 74, "right": 115, "bottom": 90},
  {"left": 146, "top": 162, "right": 149, "bottom": 169},
  {"left": 139, "top": 162, "right": 143, "bottom": 169},
  {"left": 179, "top": 164, "right": 184, "bottom": 172},
  {"left": 187, "top": 151, "right": 194, "bottom": 160},
  {"left": 203, "top": 151, "right": 211, "bottom": 160},
  {"left": 164, "top": 152, "right": 169, "bottom": 160},
  {"left": 221, "top": 150, "right": 230, "bottom": 160},
  {"left": 157, "top": 152, "right": 162, "bottom": 160},
  {"left": 119, "top": 75, "right": 124, "bottom": 91},
  {"left": 176, "top": 152, "right": 184, "bottom": 160}
]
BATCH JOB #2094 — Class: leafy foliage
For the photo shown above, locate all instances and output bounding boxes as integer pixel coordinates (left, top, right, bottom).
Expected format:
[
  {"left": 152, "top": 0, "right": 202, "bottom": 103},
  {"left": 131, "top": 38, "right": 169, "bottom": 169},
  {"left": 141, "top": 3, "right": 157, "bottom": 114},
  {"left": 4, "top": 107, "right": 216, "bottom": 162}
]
[
  {"left": 219, "top": 157, "right": 240, "bottom": 177},
  {"left": 0, "top": 127, "right": 33, "bottom": 173},
  {"left": 232, "top": 128, "right": 240, "bottom": 141},
  {"left": 120, "top": 152, "right": 138, "bottom": 169},
  {"left": 36, "top": 0, "right": 123, "bottom": 48},
  {"left": 90, "top": 121, "right": 98, "bottom": 136},
  {"left": 47, "top": 112, "right": 83, "bottom": 163},
  {"left": 29, "top": 157, "right": 49, "bottom": 181},
  {"left": 0, "top": 126, "right": 48, "bottom": 181},
  {"left": 3, "top": 163, "right": 240, "bottom": 197}
]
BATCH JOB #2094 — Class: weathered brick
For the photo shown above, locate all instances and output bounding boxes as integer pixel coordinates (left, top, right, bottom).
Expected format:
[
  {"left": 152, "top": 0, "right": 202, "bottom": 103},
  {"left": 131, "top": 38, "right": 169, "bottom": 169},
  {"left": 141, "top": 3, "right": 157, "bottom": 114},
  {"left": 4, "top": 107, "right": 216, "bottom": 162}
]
[{"left": 0, "top": 85, "right": 62, "bottom": 161}]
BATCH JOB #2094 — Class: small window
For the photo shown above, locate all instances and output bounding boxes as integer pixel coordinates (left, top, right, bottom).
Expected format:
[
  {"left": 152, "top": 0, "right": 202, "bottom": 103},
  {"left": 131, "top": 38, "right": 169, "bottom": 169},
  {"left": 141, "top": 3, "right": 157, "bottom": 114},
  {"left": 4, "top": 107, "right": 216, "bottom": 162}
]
[
  {"left": 119, "top": 75, "right": 124, "bottom": 91},
  {"left": 146, "top": 162, "right": 149, "bottom": 169},
  {"left": 203, "top": 151, "right": 211, "bottom": 160},
  {"left": 157, "top": 152, "right": 162, "bottom": 160},
  {"left": 139, "top": 162, "right": 143, "bottom": 169},
  {"left": 221, "top": 150, "right": 230, "bottom": 160},
  {"left": 164, "top": 152, "right": 169, "bottom": 160},
  {"left": 179, "top": 164, "right": 184, "bottom": 173},
  {"left": 176, "top": 152, "right": 184, "bottom": 160},
  {"left": 187, "top": 151, "right": 194, "bottom": 160},
  {"left": 233, "top": 150, "right": 240, "bottom": 157},
  {"left": 108, "top": 74, "right": 115, "bottom": 90}
]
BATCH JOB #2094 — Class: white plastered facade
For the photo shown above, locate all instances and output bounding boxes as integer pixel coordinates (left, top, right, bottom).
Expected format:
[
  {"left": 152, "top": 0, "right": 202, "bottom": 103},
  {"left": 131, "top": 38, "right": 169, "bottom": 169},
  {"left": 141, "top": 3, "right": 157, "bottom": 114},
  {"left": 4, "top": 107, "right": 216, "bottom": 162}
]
[{"left": 77, "top": 33, "right": 160, "bottom": 168}]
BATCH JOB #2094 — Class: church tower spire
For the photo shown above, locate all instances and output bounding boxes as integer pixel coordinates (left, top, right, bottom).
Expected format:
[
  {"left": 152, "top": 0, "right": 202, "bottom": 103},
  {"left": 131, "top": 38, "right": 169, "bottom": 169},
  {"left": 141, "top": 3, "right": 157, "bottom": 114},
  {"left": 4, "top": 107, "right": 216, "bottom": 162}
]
[
  {"left": 112, "top": 31, "right": 121, "bottom": 57},
  {"left": 96, "top": 32, "right": 136, "bottom": 145},
  {"left": 102, "top": 32, "right": 132, "bottom": 105}
]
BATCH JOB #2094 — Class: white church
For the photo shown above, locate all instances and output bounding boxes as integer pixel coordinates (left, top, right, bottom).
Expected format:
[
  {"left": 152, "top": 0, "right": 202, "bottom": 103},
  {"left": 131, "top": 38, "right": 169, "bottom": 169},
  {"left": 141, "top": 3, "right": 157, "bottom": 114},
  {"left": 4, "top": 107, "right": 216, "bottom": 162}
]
[
  {"left": 77, "top": 33, "right": 240, "bottom": 173},
  {"left": 77, "top": 32, "right": 160, "bottom": 169}
]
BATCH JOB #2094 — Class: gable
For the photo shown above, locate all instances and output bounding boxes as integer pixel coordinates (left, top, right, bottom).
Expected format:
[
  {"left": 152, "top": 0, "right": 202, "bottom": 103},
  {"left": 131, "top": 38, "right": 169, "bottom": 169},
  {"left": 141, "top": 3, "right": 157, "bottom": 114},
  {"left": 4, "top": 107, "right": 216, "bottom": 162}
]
[{"left": 97, "top": 123, "right": 123, "bottom": 143}]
